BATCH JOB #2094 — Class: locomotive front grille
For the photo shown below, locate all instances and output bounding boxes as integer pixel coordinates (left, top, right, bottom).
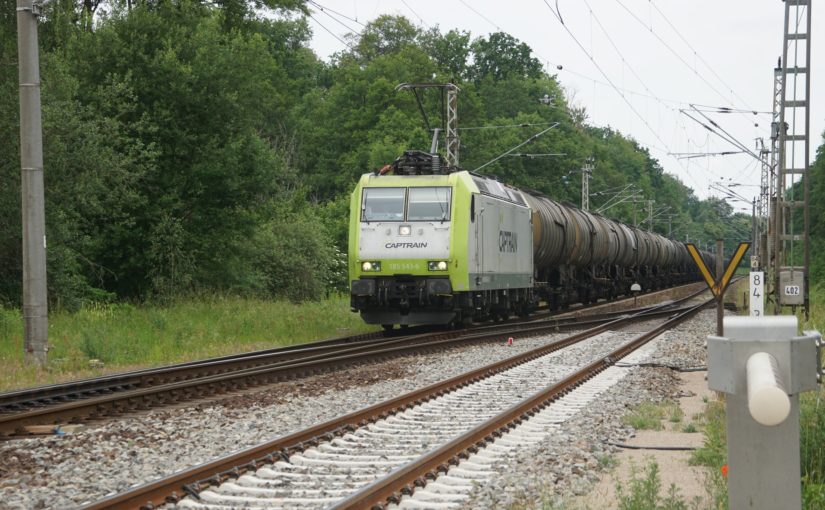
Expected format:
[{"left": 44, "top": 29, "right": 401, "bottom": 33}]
[{"left": 351, "top": 276, "right": 452, "bottom": 308}]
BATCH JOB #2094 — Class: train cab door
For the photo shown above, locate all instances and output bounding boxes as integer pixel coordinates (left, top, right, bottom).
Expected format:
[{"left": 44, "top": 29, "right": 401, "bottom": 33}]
[{"left": 473, "top": 194, "right": 482, "bottom": 281}]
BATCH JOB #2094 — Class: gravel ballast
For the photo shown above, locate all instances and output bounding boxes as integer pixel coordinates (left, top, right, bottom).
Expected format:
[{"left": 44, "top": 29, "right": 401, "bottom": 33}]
[
  {"left": 459, "top": 308, "right": 717, "bottom": 509},
  {"left": 0, "top": 307, "right": 716, "bottom": 509}
]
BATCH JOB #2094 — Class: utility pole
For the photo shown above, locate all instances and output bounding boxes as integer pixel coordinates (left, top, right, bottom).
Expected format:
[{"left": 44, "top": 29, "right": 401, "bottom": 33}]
[
  {"left": 773, "top": 0, "right": 811, "bottom": 317},
  {"left": 17, "top": 0, "right": 48, "bottom": 366},
  {"left": 716, "top": 239, "right": 724, "bottom": 336},
  {"left": 767, "top": 62, "right": 782, "bottom": 284},
  {"left": 446, "top": 84, "right": 459, "bottom": 168},
  {"left": 647, "top": 200, "right": 654, "bottom": 231},
  {"left": 752, "top": 198, "right": 758, "bottom": 255},
  {"left": 581, "top": 157, "right": 593, "bottom": 211}
]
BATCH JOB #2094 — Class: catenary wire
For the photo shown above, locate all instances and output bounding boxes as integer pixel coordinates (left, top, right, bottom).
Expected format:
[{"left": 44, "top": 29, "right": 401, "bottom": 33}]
[
  {"left": 308, "top": 13, "right": 354, "bottom": 50},
  {"left": 310, "top": 3, "right": 361, "bottom": 35},
  {"left": 400, "top": 0, "right": 430, "bottom": 28},
  {"left": 543, "top": 1, "right": 708, "bottom": 191},
  {"left": 307, "top": 1, "right": 366, "bottom": 27},
  {"left": 458, "top": 0, "right": 501, "bottom": 31},
  {"left": 614, "top": 0, "right": 766, "bottom": 133},
  {"left": 582, "top": 0, "right": 709, "bottom": 159},
  {"left": 649, "top": 1, "right": 758, "bottom": 115}
]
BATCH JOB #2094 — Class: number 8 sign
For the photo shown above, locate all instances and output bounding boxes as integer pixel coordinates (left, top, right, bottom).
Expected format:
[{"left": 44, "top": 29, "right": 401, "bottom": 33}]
[{"left": 750, "top": 271, "right": 764, "bottom": 317}]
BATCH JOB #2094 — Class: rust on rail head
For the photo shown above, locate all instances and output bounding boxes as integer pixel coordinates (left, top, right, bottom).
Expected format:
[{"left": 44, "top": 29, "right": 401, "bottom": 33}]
[
  {"left": 79, "top": 293, "right": 712, "bottom": 510},
  {"left": 328, "top": 300, "right": 709, "bottom": 510}
]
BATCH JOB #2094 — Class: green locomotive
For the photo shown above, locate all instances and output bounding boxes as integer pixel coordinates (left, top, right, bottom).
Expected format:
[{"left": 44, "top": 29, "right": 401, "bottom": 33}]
[{"left": 349, "top": 151, "right": 707, "bottom": 329}]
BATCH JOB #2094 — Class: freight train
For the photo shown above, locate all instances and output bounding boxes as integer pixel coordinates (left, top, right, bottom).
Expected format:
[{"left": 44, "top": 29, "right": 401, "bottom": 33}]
[{"left": 348, "top": 151, "right": 713, "bottom": 329}]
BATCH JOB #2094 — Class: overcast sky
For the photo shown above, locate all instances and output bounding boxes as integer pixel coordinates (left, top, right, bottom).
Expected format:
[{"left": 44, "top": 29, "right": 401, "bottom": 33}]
[{"left": 304, "top": 0, "right": 822, "bottom": 204}]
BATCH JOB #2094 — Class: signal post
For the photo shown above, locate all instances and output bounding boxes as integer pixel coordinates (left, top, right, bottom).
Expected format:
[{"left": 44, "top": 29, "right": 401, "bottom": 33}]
[{"left": 687, "top": 241, "right": 750, "bottom": 336}]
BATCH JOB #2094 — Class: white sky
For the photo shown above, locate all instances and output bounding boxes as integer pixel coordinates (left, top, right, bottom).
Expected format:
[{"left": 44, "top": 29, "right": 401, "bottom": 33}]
[{"left": 304, "top": 0, "right": 823, "bottom": 204}]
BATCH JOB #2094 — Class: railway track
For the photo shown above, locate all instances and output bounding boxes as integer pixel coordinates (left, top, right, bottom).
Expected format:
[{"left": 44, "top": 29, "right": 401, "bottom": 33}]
[
  {"left": 0, "top": 284, "right": 687, "bottom": 416},
  {"left": 0, "top": 284, "right": 706, "bottom": 438},
  {"left": 79, "top": 293, "right": 711, "bottom": 510}
]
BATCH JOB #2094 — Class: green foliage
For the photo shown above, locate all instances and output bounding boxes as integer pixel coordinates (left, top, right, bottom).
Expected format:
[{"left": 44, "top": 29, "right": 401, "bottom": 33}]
[
  {"left": 254, "top": 206, "right": 342, "bottom": 301},
  {"left": 0, "top": 6, "right": 773, "bottom": 308},
  {"left": 0, "top": 307, "right": 19, "bottom": 345},
  {"left": 690, "top": 399, "right": 727, "bottom": 468},
  {"left": 801, "top": 286, "right": 825, "bottom": 508},
  {"left": 0, "top": 297, "right": 376, "bottom": 391},
  {"left": 799, "top": 384, "right": 825, "bottom": 485},
  {"left": 803, "top": 478, "right": 825, "bottom": 510},
  {"left": 616, "top": 460, "right": 697, "bottom": 510},
  {"left": 809, "top": 132, "right": 825, "bottom": 283},
  {"left": 469, "top": 32, "right": 544, "bottom": 83},
  {"left": 352, "top": 15, "right": 421, "bottom": 62},
  {"left": 622, "top": 401, "right": 681, "bottom": 431}
]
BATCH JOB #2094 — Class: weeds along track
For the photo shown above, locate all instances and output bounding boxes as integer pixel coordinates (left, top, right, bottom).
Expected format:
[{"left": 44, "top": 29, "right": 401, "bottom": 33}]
[
  {"left": 78, "top": 295, "right": 711, "bottom": 510},
  {"left": 0, "top": 284, "right": 707, "bottom": 438}
]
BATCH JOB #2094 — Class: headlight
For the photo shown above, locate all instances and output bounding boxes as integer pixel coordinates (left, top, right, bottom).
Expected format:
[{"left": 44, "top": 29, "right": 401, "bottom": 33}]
[
  {"left": 398, "top": 225, "right": 412, "bottom": 236},
  {"left": 362, "top": 261, "right": 381, "bottom": 272},
  {"left": 428, "top": 261, "right": 449, "bottom": 271}
]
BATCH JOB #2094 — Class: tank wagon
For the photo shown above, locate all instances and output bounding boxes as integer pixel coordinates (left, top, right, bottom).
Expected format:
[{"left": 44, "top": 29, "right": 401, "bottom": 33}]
[{"left": 349, "top": 151, "right": 713, "bottom": 328}]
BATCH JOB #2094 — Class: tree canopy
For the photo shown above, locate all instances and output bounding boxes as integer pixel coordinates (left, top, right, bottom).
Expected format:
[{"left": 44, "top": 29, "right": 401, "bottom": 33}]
[{"left": 0, "top": 5, "right": 782, "bottom": 308}]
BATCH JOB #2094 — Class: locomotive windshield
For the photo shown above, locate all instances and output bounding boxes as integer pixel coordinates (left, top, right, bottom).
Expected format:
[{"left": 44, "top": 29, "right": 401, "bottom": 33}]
[
  {"left": 361, "top": 186, "right": 451, "bottom": 222},
  {"left": 362, "top": 188, "right": 405, "bottom": 221},
  {"left": 407, "top": 187, "right": 451, "bottom": 221}
]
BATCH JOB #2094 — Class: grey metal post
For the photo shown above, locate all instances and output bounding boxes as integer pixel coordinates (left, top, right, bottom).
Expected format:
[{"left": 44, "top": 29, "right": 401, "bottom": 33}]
[
  {"left": 752, "top": 198, "right": 757, "bottom": 251},
  {"left": 446, "top": 85, "right": 459, "bottom": 168},
  {"left": 708, "top": 316, "right": 821, "bottom": 510},
  {"left": 716, "top": 239, "right": 724, "bottom": 336},
  {"left": 17, "top": 0, "right": 48, "bottom": 366},
  {"left": 581, "top": 157, "right": 593, "bottom": 212}
]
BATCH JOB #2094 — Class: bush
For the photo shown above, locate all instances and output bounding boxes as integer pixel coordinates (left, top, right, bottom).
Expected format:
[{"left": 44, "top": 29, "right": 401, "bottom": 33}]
[
  {"left": 255, "top": 209, "right": 340, "bottom": 302},
  {"left": 616, "top": 460, "right": 696, "bottom": 510}
]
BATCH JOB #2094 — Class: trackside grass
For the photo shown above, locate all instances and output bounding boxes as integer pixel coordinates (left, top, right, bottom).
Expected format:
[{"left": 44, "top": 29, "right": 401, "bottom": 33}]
[
  {"left": 801, "top": 287, "right": 825, "bottom": 508},
  {"left": 0, "top": 296, "right": 377, "bottom": 392}
]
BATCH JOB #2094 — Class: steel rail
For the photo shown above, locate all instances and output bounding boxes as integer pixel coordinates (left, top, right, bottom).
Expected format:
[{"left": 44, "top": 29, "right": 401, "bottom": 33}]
[
  {"left": 0, "top": 295, "right": 703, "bottom": 438},
  {"left": 0, "top": 286, "right": 708, "bottom": 435},
  {"left": 78, "top": 296, "right": 710, "bottom": 510},
  {"left": 0, "top": 283, "right": 705, "bottom": 415},
  {"left": 0, "top": 329, "right": 391, "bottom": 411},
  {"left": 331, "top": 299, "right": 710, "bottom": 509}
]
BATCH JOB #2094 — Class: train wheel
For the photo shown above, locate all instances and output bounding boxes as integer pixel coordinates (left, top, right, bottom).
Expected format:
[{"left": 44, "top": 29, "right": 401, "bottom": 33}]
[
  {"left": 381, "top": 324, "right": 394, "bottom": 331},
  {"left": 461, "top": 313, "right": 473, "bottom": 328}
]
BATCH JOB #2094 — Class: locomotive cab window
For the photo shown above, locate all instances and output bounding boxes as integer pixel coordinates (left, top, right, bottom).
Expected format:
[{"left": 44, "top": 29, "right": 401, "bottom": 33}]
[
  {"left": 407, "top": 187, "right": 451, "bottom": 221},
  {"left": 362, "top": 188, "right": 406, "bottom": 222}
]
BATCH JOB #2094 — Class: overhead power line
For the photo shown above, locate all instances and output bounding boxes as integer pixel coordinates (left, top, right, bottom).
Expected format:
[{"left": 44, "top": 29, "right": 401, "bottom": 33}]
[
  {"left": 475, "top": 124, "right": 560, "bottom": 172},
  {"left": 542, "top": 1, "right": 710, "bottom": 191},
  {"left": 458, "top": 0, "right": 501, "bottom": 31},
  {"left": 307, "top": 1, "right": 366, "bottom": 27},
  {"left": 648, "top": 1, "right": 757, "bottom": 115},
  {"left": 310, "top": 3, "right": 360, "bottom": 35},
  {"left": 690, "top": 105, "right": 771, "bottom": 117},
  {"left": 307, "top": 13, "right": 354, "bottom": 50},
  {"left": 613, "top": 0, "right": 764, "bottom": 132},
  {"left": 455, "top": 122, "right": 559, "bottom": 131},
  {"left": 669, "top": 150, "right": 747, "bottom": 160},
  {"left": 400, "top": 0, "right": 430, "bottom": 28},
  {"left": 680, "top": 106, "right": 762, "bottom": 161},
  {"left": 541, "top": 1, "right": 671, "bottom": 152},
  {"left": 581, "top": 0, "right": 708, "bottom": 156}
]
